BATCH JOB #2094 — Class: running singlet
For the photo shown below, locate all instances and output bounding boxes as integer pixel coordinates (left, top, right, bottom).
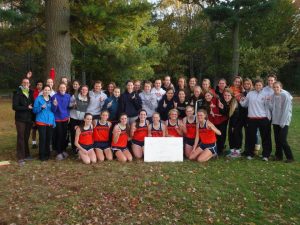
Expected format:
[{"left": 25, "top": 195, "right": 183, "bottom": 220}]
[
  {"left": 79, "top": 126, "right": 94, "bottom": 146},
  {"left": 198, "top": 121, "right": 216, "bottom": 144},
  {"left": 185, "top": 116, "right": 197, "bottom": 139},
  {"left": 167, "top": 119, "right": 181, "bottom": 137},
  {"left": 111, "top": 125, "right": 128, "bottom": 148},
  {"left": 132, "top": 121, "right": 148, "bottom": 142},
  {"left": 93, "top": 121, "right": 110, "bottom": 142},
  {"left": 151, "top": 122, "right": 163, "bottom": 137}
]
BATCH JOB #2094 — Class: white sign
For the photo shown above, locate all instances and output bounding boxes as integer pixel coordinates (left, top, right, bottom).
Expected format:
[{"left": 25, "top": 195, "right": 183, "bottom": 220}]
[{"left": 144, "top": 137, "right": 183, "bottom": 162}]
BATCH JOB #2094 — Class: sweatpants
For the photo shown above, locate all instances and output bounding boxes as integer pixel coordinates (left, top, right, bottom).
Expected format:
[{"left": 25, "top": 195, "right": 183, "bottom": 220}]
[
  {"left": 273, "top": 125, "right": 294, "bottom": 160},
  {"left": 15, "top": 121, "right": 32, "bottom": 160},
  {"left": 37, "top": 125, "right": 53, "bottom": 160}
]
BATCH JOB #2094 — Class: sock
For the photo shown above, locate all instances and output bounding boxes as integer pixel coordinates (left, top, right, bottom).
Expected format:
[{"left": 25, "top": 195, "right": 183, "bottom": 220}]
[{"left": 32, "top": 141, "right": 36, "bottom": 145}]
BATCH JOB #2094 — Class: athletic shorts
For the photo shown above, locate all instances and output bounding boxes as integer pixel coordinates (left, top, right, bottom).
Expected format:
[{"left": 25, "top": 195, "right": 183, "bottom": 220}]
[
  {"left": 199, "top": 143, "right": 217, "bottom": 155},
  {"left": 184, "top": 137, "right": 195, "bottom": 146},
  {"left": 131, "top": 139, "right": 144, "bottom": 147},
  {"left": 111, "top": 146, "right": 128, "bottom": 152},
  {"left": 79, "top": 144, "right": 94, "bottom": 151},
  {"left": 94, "top": 141, "right": 110, "bottom": 150}
]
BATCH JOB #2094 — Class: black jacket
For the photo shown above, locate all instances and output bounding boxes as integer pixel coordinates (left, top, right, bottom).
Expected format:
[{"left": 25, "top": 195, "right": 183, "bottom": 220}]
[
  {"left": 12, "top": 87, "right": 34, "bottom": 123},
  {"left": 157, "top": 95, "right": 175, "bottom": 121},
  {"left": 119, "top": 91, "right": 142, "bottom": 117},
  {"left": 219, "top": 99, "right": 241, "bottom": 128}
]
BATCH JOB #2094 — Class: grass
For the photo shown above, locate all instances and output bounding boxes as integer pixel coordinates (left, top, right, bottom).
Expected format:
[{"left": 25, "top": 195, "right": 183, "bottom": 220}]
[{"left": 0, "top": 98, "right": 299, "bottom": 225}]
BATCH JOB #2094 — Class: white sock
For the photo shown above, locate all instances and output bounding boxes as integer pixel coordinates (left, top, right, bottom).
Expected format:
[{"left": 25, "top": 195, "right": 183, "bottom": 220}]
[{"left": 32, "top": 141, "right": 36, "bottom": 145}]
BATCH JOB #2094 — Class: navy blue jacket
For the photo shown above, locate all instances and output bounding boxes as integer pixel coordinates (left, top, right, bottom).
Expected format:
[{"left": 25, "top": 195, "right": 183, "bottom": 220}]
[{"left": 119, "top": 91, "right": 142, "bottom": 117}]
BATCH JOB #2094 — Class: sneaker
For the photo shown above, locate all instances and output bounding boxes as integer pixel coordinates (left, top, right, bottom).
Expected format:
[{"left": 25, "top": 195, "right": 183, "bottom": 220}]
[
  {"left": 262, "top": 157, "right": 268, "bottom": 161},
  {"left": 231, "top": 150, "right": 241, "bottom": 158},
  {"left": 62, "top": 151, "right": 69, "bottom": 158},
  {"left": 18, "top": 160, "right": 25, "bottom": 166},
  {"left": 56, "top": 153, "right": 64, "bottom": 161},
  {"left": 24, "top": 156, "right": 34, "bottom": 161},
  {"left": 246, "top": 156, "right": 253, "bottom": 160},
  {"left": 226, "top": 149, "right": 234, "bottom": 157}
]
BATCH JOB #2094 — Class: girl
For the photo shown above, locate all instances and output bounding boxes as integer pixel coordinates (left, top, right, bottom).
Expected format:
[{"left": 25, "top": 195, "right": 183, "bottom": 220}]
[
  {"left": 176, "top": 90, "right": 189, "bottom": 119},
  {"left": 189, "top": 86, "right": 204, "bottom": 113},
  {"left": 33, "top": 85, "right": 56, "bottom": 161},
  {"left": 51, "top": 83, "right": 71, "bottom": 160},
  {"left": 201, "top": 78, "right": 216, "bottom": 95},
  {"left": 70, "top": 80, "right": 80, "bottom": 97},
  {"left": 189, "top": 109, "right": 221, "bottom": 162},
  {"left": 148, "top": 112, "right": 166, "bottom": 137},
  {"left": 188, "top": 77, "right": 198, "bottom": 96},
  {"left": 69, "top": 85, "right": 89, "bottom": 154},
  {"left": 131, "top": 110, "right": 149, "bottom": 159},
  {"left": 203, "top": 91, "right": 228, "bottom": 155},
  {"left": 103, "top": 87, "right": 121, "bottom": 124},
  {"left": 270, "top": 82, "right": 294, "bottom": 162},
  {"left": 162, "top": 75, "right": 175, "bottom": 91},
  {"left": 75, "top": 113, "right": 97, "bottom": 164},
  {"left": 182, "top": 106, "right": 197, "bottom": 158},
  {"left": 93, "top": 110, "right": 113, "bottom": 161},
  {"left": 139, "top": 81, "right": 158, "bottom": 121},
  {"left": 39, "top": 78, "right": 56, "bottom": 97},
  {"left": 175, "top": 76, "right": 190, "bottom": 99},
  {"left": 230, "top": 76, "right": 244, "bottom": 102},
  {"left": 104, "top": 82, "right": 116, "bottom": 97},
  {"left": 111, "top": 114, "right": 133, "bottom": 162},
  {"left": 157, "top": 88, "right": 175, "bottom": 121},
  {"left": 165, "top": 109, "right": 183, "bottom": 137}
]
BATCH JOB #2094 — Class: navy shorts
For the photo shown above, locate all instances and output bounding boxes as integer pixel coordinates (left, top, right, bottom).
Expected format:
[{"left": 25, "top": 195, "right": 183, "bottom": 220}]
[
  {"left": 94, "top": 141, "right": 110, "bottom": 150},
  {"left": 112, "top": 146, "right": 128, "bottom": 152},
  {"left": 199, "top": 143, "right": 217, "bottom": 155},
  {"left": 80, "top": 144, "right": 94, "bottom": 151},
  {"left": 132, "top": 139, "right": 144, "bottom": 147},
  {"left": 184, "top": 137, "right": 195, "bottom": 146}
]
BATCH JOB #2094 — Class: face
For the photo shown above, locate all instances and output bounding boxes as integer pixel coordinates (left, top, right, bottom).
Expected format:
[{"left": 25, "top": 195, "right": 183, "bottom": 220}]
[
  {"left": 113, "top": 88, "right": 120, "bottom": 97},
  {"left": 185, "top": 107, "right": 194, "bottom": 117},
  {"left": 194, "top": 87, "right": 201, "bottom": 97},
  {"left": 22, "top": 79, "right": 30, "bottom": 89},
  {"left": 197, "top": 112, "right": 206, "bottom": 122},
  {"left": 178, "top": 91, "right": 185, "bottom": 100},
  {"left": 59, "top": 84, "right": 67, "bottom": 94},
  {"left": 101, "top": 112, "right": 109, "bottom": 121},
  {"left": 268, "top": 77, "right": 276, "bottom": 87},
  {"left": 223, "top": 92, "right": 232, "bottom": 103},
  {"left": 108, "top": 84, "right": 114, "bottom": 93},
  {"left": 155, "top": 80, "right": 161, "bottom": 89},
  {"left": 94, "top": 83, "right": 102, "bottom": 92},
  {"left": 61, "top": 78, "right": 68, "bottom": 85},
  {"left": 43, "top": 87, "right": 51, "bottom": 96},
  {"left": 139, "top": 111, "right": 147, "bottom": 120},
  {"left": 152, "top": 114, "right": 160, "bottom": 123},
  {"left": 36, "top": 82, "right": 43, "bottom": 90},
  {"left": 81, "top": 86, "right": 89, "bottom": 96},
  {"left": 243, "top": 81, "right": 251, "bottom": 91},
  {"left": 120, "top": 115, "right": 128, "bottom": 125},
  {"left": 189, "top": 78, "right": 196, "bottom": 87},
  {"left": 144, "top": 83, "right": 151, "bottom": 92},
  {"left": 127, "top": 82, "right": 134, "bottom": 92},
  {"left": 202, "top": 80, "right": 210, "bottom": 90},
  {"left": 73, "top": 81, "right": 80, "bottom": 90},
  {"left": 46, "top": 79, "right": 54, "bottom": 88},
  {"left": 255, "top": 82, "right": 263, "bottom": 92},
  {"left": 169, "top": 111, "right": 178, "bottom": 120},
  {"left": 205, "top": 93, "right": 213, "bottom": 102},
  {"left": 178, "top": 78, "right": 185, "bottom": 88},
  {"left": 164, "top": 76, "right": 171, "bottom": 86},
  {"left": 218, "top": 80, "right": 226, "bottom": 90},
  {"left": 84, "top": 115, "right": 93, "bottom": 125},
  {"left": 273, "top": 83, "right": 281, "bottom": 94},
  {"left": 134, "top": 81, "right": 141, "bottom": 91},
  {"left": 166, "top": 90, "right": 174, "bottom": 100},
  {"left": 234, "top": 78, "right": 242, "bottom": 87}
]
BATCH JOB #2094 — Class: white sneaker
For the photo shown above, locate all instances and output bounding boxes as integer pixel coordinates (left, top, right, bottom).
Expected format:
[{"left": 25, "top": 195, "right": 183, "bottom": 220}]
[
  {"left": 247, "top": 156, "right": 253, "bottom": 160},
  {"left": 262, "top": 157, "right": 268, "bottom": 162},
  {"left": 226, "top": 149, "right": 234, "bottom": 157},
  {"left": 231, "top": 149, "right": 241, "bottom": 158},
  {"left": 56, "top": 153, "right": 64, "bottom": 161},
  {"left": 255, "top": 144, "right": 261, "bottom": 151},
  {"left": 62, "top": 152, "right": 69, "bottom": 158}
]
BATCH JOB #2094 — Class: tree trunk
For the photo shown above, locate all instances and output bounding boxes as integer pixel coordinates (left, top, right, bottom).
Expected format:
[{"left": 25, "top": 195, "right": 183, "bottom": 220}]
[
  {"left": 45, "top": 0, "right": 72, "bottom": 85},
  {"left": 232, "top": 21, "right": 240, "bottom": 78}
]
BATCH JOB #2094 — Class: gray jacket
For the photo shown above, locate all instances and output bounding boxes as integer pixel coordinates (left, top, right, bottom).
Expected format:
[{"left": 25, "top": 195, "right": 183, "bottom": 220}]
[
  {"left": 139, "top": 91, "right": 158, "bottom": 117},
  {"left": 86, "top": 90, "right": 107, "bottom": 116}
]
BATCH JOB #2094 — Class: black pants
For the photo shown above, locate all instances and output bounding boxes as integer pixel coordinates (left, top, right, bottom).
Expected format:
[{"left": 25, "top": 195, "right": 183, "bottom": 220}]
[
  {"left": 273, "top": 125, "right": 294, "bottom": 160},
  {"left": 15, "top": 121, "right": 32, "bottom": 160},
  {"left": 228, "top": 122, "right": 243, "bottom": 149},
  {"left": 69, "top": 118, "right": 83, "bottom": 153},
  {"left": 216, "top": 121, "right": 228, "bottom": 154},
  {"left": 247, "top": 118, "right": 272, "bottom": 157},
  {"left": 37, "top": 125, "right": 53, "bottom": 160},
  {"left": 53, "top": 121, "right": 69, "bottom": 154}
]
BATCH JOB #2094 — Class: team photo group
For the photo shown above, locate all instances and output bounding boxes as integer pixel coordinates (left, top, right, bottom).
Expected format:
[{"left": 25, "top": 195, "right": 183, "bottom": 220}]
[{"left": 13, "top": 73, "right": 294, "bottom": 165}]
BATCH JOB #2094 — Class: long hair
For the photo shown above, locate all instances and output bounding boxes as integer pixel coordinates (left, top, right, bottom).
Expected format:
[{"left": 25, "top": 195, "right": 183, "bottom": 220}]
[
  {"left": 224, "top": 88, "right": 238, "bottom": 117},
  {"left": 135, "top": 109, "right": 148, "bottom": 128}
]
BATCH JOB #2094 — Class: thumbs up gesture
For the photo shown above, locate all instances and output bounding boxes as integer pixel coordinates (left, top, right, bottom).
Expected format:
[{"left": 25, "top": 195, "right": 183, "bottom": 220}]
[
  {"left": 163, "top": 100, "right": 167, "bottom": 108},
  {"left": 53, "top": 97, "right": 58, "bottom": 106}
]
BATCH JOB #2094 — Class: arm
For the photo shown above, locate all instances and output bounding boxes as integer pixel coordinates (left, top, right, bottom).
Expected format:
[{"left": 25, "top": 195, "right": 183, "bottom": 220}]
[
  {"left": 239, "top": 94, "right": 249, "bottom": 108},
  {"left": 147, "top": 124, "right": 152, "bottom": 137},
  {"left": 279, "top": 93, "right": 292, "bottom": 128},
  {"left": 33, "top": 98, "right": 42, "bottom": 114},
  {"left": 132, "top": 94, "right": 142, "bottom": 110},
  {"left": 181, "top": 117, "right": 187, "bottom": 134},
  {"left": 112, "top": 125, "right": 121, "bottom": 144},
  {"left": 192, "top": 124, "right": 199, "bottom": 151},
  {"left": 74, "top": 128, "right": 87, "bottom": 153},
  {"left": 176, "top": 120, "right": 183, "bottom": 136},
  {"left": 130, "top": 122, "right": 136, "bottom": 138},
  {"left": 164, "top": 121, "right": 169, "bottom": 137},
  {"left": 207, "top": 121, "right": 221, "bottom": 136}
]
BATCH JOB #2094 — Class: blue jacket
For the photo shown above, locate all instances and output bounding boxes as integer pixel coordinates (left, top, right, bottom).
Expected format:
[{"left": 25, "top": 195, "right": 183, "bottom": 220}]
[
  {"left": 103, "top": 96, "right": 119, "bottom": 121},
  {"left": 51, "top": 92, "right": 71, "bottom": 121},
  {"left": 119, "top": 91, "right": 142, "bottom": 117},
  {"left": 33, "top": 95, "right": 56, "bottom": 127}
]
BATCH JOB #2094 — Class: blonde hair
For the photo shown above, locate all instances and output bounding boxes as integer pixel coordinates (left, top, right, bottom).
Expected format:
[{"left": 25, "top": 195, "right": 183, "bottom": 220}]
[
  {"left": 168, "top": 109, "right": 179, "bottom": 116},
  {"left": 224, "top": 88, "right": 238, "bottom": 117}
]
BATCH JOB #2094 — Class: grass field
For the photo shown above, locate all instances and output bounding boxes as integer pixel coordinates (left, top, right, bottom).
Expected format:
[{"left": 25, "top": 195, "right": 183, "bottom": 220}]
[{"left": 0, "top": 99, "right": 299, "bottom": 225}]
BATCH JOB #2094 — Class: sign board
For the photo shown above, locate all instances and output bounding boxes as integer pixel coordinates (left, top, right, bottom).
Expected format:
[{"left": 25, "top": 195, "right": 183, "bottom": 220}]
[{"left": 144, "top": 137, "right": 183, "bottom": 162}]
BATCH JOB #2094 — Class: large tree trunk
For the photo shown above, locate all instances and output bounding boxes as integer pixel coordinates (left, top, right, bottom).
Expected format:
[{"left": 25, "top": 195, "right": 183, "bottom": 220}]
[
  {"left": 232, "top": 21, "right": 240, "bottom": 78},
  {"left": 45, "top": 0, "right": 72, "bottom": 85}
]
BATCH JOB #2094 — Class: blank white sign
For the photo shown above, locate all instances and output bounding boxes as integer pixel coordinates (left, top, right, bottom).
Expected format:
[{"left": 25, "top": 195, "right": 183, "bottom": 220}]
[{"left": 144, "top": 137, "right": 183, "bottom": 162}]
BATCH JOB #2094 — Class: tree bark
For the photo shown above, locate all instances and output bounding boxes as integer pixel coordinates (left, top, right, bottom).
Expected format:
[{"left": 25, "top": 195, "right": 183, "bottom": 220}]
[
  {"left": 45, "top": 0, "right": 72, "bottom": 85},
  {"left": 232, "top": 21, "right": 240, "bottom": 78}
]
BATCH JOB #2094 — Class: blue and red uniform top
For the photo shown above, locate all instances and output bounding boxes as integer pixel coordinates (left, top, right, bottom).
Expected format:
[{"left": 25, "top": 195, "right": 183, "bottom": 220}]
[
  {"left": 79, "top": 126, "right": 94, "bottom": 146},
  {"left": 167, "top": 119, "right": 181, "bottom": 137},
  {"left": 185, "top": 116, "right": 197, "bottom": 139},
  {"left": 151, "top": 122, "right": 164, "bottom": 137},
  {"left": 132, "top": 121, "right": 148, "bottom": 142},
  {"left": 112, "top": 125, "right": 128, "bottom": 148},
  {"left": 93, "top": 120, "right": 110, "bottom": 142},
  {"left": 198, "top": 121, "right": 216, "bottom": 144}
]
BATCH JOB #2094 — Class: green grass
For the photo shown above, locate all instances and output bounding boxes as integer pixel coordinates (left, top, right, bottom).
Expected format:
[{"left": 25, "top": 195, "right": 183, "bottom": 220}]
[{"left": 0, "top": 99, "right": 299, "bottom": 225}]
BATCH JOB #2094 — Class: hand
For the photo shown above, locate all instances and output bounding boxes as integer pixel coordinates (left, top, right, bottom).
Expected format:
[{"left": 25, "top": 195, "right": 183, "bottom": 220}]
[
  {"left": 53, "top": 98, "right": 58, "bottom": 106},
  {"left": 163, "top": 100, "right": 167, "bottom": 108},
  {"left": 28, "top": 104, "right": 33, "bottom": 109},
  {"left": 73, "top": 101, "right": 77, "bottom": 109},
  {"left": 173, "top": 101, "right": 177, "bottom": 108},
  {"left": 240, "top": 96, "right": 245, "bottom": 102},
  {"left": 218, "top": 101, "right": 224, "bottom": 109},
  {"left": 107, "top": 101, "right": 113, "bottom": 108},
  {"left": 42, "top": 103, "right": 47, "bottom": 109},
  {"left": 132, "top": 126, "right": 136, "bottom": 133},
  {"left": 99, "top": 96, "right": 104, "bottom": 102},
  {"left": 116, "top": 127, "right": 121, "bottom": 134}
]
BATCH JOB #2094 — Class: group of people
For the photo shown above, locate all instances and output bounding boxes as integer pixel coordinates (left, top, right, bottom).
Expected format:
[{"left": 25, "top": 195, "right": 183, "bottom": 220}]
[{"left": 12, "top": 73, "right": 294, "bottom": 165}]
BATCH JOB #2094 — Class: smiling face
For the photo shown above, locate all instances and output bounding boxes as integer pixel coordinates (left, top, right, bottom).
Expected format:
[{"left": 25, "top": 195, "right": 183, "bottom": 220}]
[
  {"left": 152, "top": 113, "right": 160, "bottom": 123},
  {"left": 178, "top": 78, "right": 185, "bottom": 88},
  {"left": 202, "top": 80, "right": 210, "bottom": 90},
  {"left": 197, "top": 111, "right": 206, "bottom": 122},
  {"left": 120, "top": 115, "right": 128, "bottom": 125},
  {"left": 205, "top": 92, "right": 213, "bottom": 102},
  {"left": 134, "top": 81, "right": 141, "bottom": 92},
  {"left": 113, "top": 88, "right": 120, "bottom": 98},
  {"left": 273, "top": 83, "right": 282, "bottom": 95},
  {"left": 59, "top": 83, "right": 67, "bottom": 94},
  {"left": 73, "top": 81, "right": 80, "bottom": 90},
  {"left": 243, "top": 81, "right": 252, "bottom": 91},
  {"left": 144, "top": 83, "right": 151, "bottom": 93},
  {"left": 84, "top": 114, "right": 93, "bottom": 126},
  {"left": 126, "top": 82, "right": 134, "bottom": 93},
  {"left": 194, "top": 86, "right": 201, "bottom": 98},
  {"left": 154, "top": 80, "right": 162, "bottom": 89},
  {"left": 166, "top": 89, "right": 174, "bottom": 100},
  {"left": 267, "top": 77, "right": 276, "bottom": 88},
  {"left": 189, "top": 78, "right": 197, "bottom": 88},
  {"left": 233, "top": 78, "right": 242, "bottom": 88},
  {"left": 139, "top": 111, "right": 147, "bottom": 121},
  {"left": 223, "top": 91, "right": 232, "bottom": 103},
  {"left": 185, "top": 106, "right": 194, "bottom": 117},
  {"left": 107, "top": 84, "right": 114, "bottom": 93},
  {"left": 255, "top": 82, "right": 263, "bottom": 92},
  {"left": 43, "top": 86, "right": 51, "bottom": 96},
  {"left": 21, "top": 79, "right": 30, "bottom": 89},
  {"left": 218, "top": 80, "right": 226, "bottom": 91},
  {"left": 94, "top": 83, "right": 102, "bottom": 92},
  {"left": 46, "top": 79, "right": 54, "bottom": 89},
  {"left": 81, "top": 86, "right": 89, "bottom": 97},
  {"left": 101, "top": 111, "right": 109, "bottom": 121},
  {"left": 178, "top": 90, "right": 185, "bottom": 101},
  {"left": 164, "top": 76, "right": 171, "bottom": 86},
  {"left": 169, "top": 110, "right": 178, "bottom": 120}
]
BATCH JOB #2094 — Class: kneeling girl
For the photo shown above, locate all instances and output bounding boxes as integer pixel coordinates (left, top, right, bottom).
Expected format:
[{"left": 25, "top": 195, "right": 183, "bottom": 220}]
[{"left": 148, "top": 112, "right": 166, "bottom": 137}]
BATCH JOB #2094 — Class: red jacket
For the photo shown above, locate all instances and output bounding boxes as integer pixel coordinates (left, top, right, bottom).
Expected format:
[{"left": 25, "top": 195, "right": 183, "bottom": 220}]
[{"left": 205, "top": 97, "right": 228, "bottom": 125}]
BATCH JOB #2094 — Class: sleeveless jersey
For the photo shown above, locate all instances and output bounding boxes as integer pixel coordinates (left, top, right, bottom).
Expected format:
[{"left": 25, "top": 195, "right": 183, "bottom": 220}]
[
  {"left": 111, "top": 125, "right": 128, "bottom": 148},
  {"left": 79, "top": 126, "right": 94, "bottom": 146},
  {"left": 167, "top": 119, "right": 181, "bottom": 137},
  {"left": 185, "top": 116, "right": 197, "bottom": 139},
  {"left": 198, "top": 121, "right": 216, "bottom": 144},
  {"left": 132, "top": 121, "right": 148, "bottom": 142},
  {"left": 151, "top": 122, "right": 163, "bottom": 137},
  {"left": 93, "top": 120, "right": 110, "bottom": 142}
]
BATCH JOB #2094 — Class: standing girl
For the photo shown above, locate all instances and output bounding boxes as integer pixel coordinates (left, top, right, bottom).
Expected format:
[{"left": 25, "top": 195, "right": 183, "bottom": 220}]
[
  {"left": 189, "top": 109, "right": 221, "bottom": 162},
  {"left": 182, "top": 106, "right": 197, "bottom": 158},
  {"left": 175, "top": 90, "right": 189, "bottom": 119},
  {"left": 93, "top": 110, "right": 113, "bottom": 161},
  {"left": 148, "top": 112, "right": 166, "bottom": 137},
  {"left": 165, "top": 109, "right": 183, "bottom": 137},
  {"left": 157, "top": 88, "right": 175, "bottom": 121},
  {"left": 33, "top": 85, "right": 56, "bottom": 161},
  {"left": 230, "top": 76, "right": 244, "bottom": 101},
  {"left": 131, "top": 110, "right": 149, "bottom": 159},
  {"left": 139, "top": 81, "right": 158, "bottom": 121},
  {"left": 111, "top": 114, "right": 133, "bottom": 162},
  {"left": 75, "top": 113, "right": 97, "bottom": 164}
]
